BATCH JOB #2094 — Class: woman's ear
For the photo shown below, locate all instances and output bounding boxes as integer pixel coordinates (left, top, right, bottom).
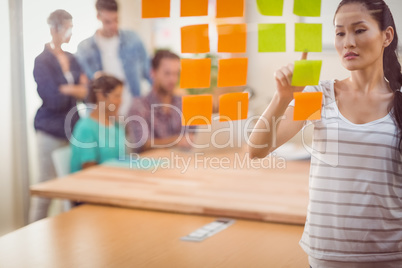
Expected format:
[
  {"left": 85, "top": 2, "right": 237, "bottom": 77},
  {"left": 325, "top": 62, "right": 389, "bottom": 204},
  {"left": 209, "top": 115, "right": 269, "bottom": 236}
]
[
  {"left": 49, "top": 26, "right": 57, "bottom": 36},
  {"left": 383, "top": 26, "right": 394, "bottom": 48}
]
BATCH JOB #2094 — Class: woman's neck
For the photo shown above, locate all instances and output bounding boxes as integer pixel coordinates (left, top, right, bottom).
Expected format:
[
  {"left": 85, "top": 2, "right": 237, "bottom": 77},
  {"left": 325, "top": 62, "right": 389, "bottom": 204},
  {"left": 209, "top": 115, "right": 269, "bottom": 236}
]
[
  {"left": 49, "top": 41, "right": 63, "bottom": 54},
  {"left": 90, "top": 107, "right": 116, "bottom": 126},
  {"left": 349, "top": 61, "right": 390, "bottom": 94}
]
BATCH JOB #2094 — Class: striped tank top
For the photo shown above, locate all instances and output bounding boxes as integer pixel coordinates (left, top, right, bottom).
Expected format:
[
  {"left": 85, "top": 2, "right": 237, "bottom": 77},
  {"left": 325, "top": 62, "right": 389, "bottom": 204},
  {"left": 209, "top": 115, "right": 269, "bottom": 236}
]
[{"left": 291, "top": 80, "right": 402, "bottom": 263}]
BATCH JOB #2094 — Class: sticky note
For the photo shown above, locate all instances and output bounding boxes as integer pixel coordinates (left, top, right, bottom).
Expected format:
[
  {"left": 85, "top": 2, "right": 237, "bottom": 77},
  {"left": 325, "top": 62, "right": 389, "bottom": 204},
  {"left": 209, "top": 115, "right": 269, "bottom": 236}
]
[
  {"left": 295, "top": 23, "right": 322, "bottom": 52},
  {"left": 256, "top": 0, "right": 284, "bottom": 16},
  {"left": 258, "top": 24, "right": 286, "bottom": 52},
  {"left": 216, "top": 0, "right": 244, "bottom": 18},
  {"left": 219, "top": 92, "right": 249, "bottom": 122},
  {"left": 142, "top": 0, "right": 170, "bottom": 18},
  {"left": 293, "top": 92, "right": 323, "bottom": 121},
  {"left": 293, "top": 0, "right": 321, "bottom": 17},
  {"left": 182, "top": 95, "right": 213, "bottom": 125},
  {"left": 181, "top": 0, "right": 208, "bottom": 17},
  {"left": 217, "top": 58, "right": 248, "bottom": 87},
  {"left": 180, "top": 59, "right": 211, "bottom": 88},
  {"left": 181, "top": 24, "right": 210, "bottom": 53},
  {"left": 217, "top": 24, "right": 247, "bottom": 53},
  {"left": 291, "top": 60, "right": 322, "bottom": 86}
]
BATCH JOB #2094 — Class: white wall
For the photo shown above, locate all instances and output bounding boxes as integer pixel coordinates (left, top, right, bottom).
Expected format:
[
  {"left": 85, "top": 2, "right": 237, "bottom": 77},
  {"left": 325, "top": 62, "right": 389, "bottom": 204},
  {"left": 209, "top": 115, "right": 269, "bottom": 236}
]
[
  {"left": 246, "top": 0, "right": 350, "bottom": 115},
  {"left": 0, "top": 0, "right": 16, "bottom": 236},
  {"left": 246, "top": 0, "right": 402, "bottom": 115}
]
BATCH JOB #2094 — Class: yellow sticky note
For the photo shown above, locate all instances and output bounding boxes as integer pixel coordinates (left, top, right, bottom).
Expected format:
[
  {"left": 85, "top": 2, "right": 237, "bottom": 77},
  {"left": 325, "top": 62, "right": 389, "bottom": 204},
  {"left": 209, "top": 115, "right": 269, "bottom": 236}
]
[
  {"left": 181, "top": 24, "right": 210, "bottom": 53},
  {"left": 142, "top": 0, "right": 170, "bottom": 18},
  {"left": 181, "top": 0, "right": 208, "bottom": 17},
  {"left": 256, "top": 0, "right": 284, "bottom": 16},
  {"left": 180, "top": 59, "right": 211, "bottom": 89},
  {"left": 219, "top": 92, "right": 249, "bottom": 122},
  {"left": 293, "top": 0, "right": 321, "bottom": 17},
  {"left": 291, "top": 60, "right": 322, "bottom": 86},
  {"left": 258, "top": 24, "right": 286, "bottom": 52},
  {"left": 293, "top": 92, "right": 323, "bottom": 121},
  {"left": 295, "top": 23, "right": 322, "bottom": 52},
  {"left": 182, "top": 95, "right": 213, "bottom": 125},
  {"left": 218, "top": 58, "right": 248, "bottom": 87},
  {"left": 216, "top": 0, "right": 244, "bottom": 18},
  {"left": 217, "top": 24, "right": 247, "bottom": 53}
]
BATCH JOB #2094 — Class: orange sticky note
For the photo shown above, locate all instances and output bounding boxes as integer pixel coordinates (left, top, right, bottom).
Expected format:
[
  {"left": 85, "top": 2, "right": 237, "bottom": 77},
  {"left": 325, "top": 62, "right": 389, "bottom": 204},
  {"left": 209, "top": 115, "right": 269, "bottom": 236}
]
[
  {"left": 217, "top": 24, "right": 247, "bottom": 53},
  {"left": 219, "top": 92, "right": 249, "bottom": 122},
  {"left": 216, "top": 0, "right": 244, "bottom": 18},
  {"left": 180, "top": 59, "right": 211, "bottom": 88},
  {"left": 182, "top": 95, "right": 213, "bottom": 125},
  {"left": 181, "top": 0, "right": 208, "bottom": 17},
  {"left": 181, "top": 24, "right": 210, "bottom": 53},
  {"left": 142, "top": 0, "right": 170, "bottom": 18},
  {"left": 293, "top": 92, "right": 323, "bottom": 121},
  {"left": 217, "top": 58, "right": 248, "bottom": 87}
]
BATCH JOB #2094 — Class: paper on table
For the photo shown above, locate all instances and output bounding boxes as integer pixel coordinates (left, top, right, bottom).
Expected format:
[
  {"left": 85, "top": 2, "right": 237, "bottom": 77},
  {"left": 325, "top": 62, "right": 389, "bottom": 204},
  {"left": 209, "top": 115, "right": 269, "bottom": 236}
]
[
  {"left": 295, "top": 23, "right": 322, "bottom": 52},
  {"left": 219, "top": 92, "right": 249, "bottom": 122},
  {"left": 291, "top": 60, "right": 322, "bottom": 86},
  {"left": 180, "top": 59, "right": 211, "bottom": 89},
  {"left": 217, "top": 58, "right": 248, "bottom": 87},
  {"left": 181, "top": 24, "right": 210, "bottom": 53},
  {"left": 293, "top": 92, "right": 323, "bottom": 121},
  {"left": 293, "top": 0, "right": 321, "bottom": 17},
  {"left": 258, "top": 23, "right": 286, "bottom": 52},
  {"left": 142, "top": 0, "right": 171, "bottom": 18},
  {"left": 181, "top": 0, "right": 208, "bottom": 17},
  {"left": 216, "top": 0, "right": 244, "bottom": 18},
  {"left": 217, "top": 24, "right": 247, "bottom": 53},
  {"left": 182, "top": 95, "right": 213, "bottom": 125},
  {"left": 256, "top": 0, "right": 284, "bottom": 16}
]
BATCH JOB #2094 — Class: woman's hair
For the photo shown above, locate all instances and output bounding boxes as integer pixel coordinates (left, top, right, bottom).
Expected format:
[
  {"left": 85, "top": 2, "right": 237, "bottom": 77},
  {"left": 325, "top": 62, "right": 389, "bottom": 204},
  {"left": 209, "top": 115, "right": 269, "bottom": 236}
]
[
  {"left": 47, "top": 9, "right": 72, "bottom": 32},
  {"left": 335, "top": 0, "right": 402, "bottom": 150},
  {"left": 87, "top": 74, "right": 123, "bottom": 103}
]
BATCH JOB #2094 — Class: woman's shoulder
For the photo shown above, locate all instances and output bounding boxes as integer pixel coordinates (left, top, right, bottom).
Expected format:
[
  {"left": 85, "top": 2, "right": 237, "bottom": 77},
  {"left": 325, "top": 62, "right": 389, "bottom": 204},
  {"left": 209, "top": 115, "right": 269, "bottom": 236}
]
[
  {"left": 303, "top": 80, "right": 336, "bottom": 105},
  {"left": 304, "top": 80, "right": 334, "bottom": 92},
  {"left": 34, "top": 45, "right": 54, "bottom": 65}
]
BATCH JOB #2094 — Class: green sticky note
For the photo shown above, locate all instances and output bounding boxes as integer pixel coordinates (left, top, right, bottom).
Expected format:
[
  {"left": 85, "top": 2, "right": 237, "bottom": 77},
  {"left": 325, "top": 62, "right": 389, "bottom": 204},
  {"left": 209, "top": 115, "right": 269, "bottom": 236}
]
[
  {"left": 258, "top": 24, "right": 286, "bottom": 52},
  {"left": 292, "top": 60, "right": 322, "bottom": 86},
  {"left": 293, "top": 0, "right": 321, "bottom": 17},
  {"left": 295, "top": 23, "right": 322, "bottom": 52},
  {"left": 256, "top": 0, "right": 284, "bottom": 16}
]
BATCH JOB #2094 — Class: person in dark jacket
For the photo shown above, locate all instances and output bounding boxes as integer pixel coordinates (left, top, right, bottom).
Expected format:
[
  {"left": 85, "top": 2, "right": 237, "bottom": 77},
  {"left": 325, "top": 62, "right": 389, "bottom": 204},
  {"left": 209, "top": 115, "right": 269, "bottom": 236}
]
[{"left": 30, "top": 9, "right": 88, "bottom": 222}]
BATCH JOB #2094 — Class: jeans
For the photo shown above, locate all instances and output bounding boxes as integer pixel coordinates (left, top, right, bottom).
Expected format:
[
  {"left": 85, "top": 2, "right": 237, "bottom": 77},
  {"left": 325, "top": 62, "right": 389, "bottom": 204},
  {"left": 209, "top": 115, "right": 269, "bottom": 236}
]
[{"left": 29, "top": 131, "right": 68, "bottom": 222}]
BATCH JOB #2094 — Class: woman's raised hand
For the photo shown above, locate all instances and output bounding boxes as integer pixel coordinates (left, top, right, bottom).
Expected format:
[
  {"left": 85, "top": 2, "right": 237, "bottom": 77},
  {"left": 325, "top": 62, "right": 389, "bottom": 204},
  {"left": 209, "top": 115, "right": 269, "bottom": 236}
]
[{"left": 273, "top": 52, "right": 308, "bottom": 102}]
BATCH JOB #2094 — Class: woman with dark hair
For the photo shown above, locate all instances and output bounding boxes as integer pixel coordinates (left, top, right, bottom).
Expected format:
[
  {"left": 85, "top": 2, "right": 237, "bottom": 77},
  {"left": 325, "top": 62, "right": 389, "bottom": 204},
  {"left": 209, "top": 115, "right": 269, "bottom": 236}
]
[
  {"left": 249, "top": 0, "right": 401, "bottom": 266},
  {"left": 30, "top": 9, "right": 87, "bottom": 222},
  {"left": 70, "top": 74, "right": 126, "bottom": 173}
]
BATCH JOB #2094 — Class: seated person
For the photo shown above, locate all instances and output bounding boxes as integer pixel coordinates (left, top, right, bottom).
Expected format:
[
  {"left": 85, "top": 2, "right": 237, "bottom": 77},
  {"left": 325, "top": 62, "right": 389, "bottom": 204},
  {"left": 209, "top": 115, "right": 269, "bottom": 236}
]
[
  {"left": 70, "top": 74, "right": 126, "bottom": 172},
  {"left": 126, "top": 50, "right": 194, "bottom": 153}
]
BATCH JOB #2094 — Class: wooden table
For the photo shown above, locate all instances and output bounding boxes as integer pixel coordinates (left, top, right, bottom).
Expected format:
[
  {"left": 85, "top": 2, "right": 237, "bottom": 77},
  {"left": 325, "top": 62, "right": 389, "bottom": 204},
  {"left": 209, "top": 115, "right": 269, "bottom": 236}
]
[
  {"left": 31, "top": 149, "right": 310, "bottom": 225},
  {"left": 0, "top": 205, "right": 308, "bottom": 268}
]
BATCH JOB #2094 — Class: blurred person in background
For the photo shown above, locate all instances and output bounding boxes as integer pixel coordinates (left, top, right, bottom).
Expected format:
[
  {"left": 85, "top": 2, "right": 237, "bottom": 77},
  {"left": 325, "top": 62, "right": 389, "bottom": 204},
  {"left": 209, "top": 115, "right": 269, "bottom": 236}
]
[
  {"left": 76, "top": 0, "right": 151, "bottom": 116},
  {"left": 30, "top": 9, "right": 88, "bottom": 222},
  {"left": 70, "top": 74, "right": 126, "bottom": 173}
]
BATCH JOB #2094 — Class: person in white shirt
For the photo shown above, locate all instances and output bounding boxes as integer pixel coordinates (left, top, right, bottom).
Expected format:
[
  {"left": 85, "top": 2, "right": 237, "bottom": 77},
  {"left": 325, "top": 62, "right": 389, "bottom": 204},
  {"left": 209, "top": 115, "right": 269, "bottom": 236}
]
[{"left": 76, "top": 0, "right": 151, "bottom": 116}]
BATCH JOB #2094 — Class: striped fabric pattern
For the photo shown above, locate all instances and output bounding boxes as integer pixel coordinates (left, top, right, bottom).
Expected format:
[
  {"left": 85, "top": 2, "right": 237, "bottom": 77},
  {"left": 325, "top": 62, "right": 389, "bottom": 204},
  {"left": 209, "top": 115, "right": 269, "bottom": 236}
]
[{"left": 290, "top": 80, "right": 402, "bottom": 263}]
